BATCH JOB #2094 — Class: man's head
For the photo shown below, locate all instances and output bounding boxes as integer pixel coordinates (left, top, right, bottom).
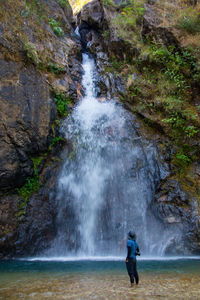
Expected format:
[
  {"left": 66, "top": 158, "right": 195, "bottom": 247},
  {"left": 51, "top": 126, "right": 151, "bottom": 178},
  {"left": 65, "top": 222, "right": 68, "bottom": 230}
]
[{"left": 128, "top": 231, "right": 136, "bottom": 240}]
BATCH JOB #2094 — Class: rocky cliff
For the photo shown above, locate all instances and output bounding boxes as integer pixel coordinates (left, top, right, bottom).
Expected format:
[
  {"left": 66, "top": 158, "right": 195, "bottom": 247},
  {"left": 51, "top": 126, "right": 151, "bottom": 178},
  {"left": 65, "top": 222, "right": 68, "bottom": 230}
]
[
  {"left": 0, "top": 0, "right": 200, "bottom": 258},
  {"left": 0, "top": 0, "right": 82, "bottom": 258}
]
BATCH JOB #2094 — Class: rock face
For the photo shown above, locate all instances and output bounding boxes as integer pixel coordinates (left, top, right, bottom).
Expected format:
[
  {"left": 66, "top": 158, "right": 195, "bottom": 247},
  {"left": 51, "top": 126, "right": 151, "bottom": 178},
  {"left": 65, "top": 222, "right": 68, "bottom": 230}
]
[
  {"left": 0, "top": 0, "right": 82, "bottom": 190},
  {"left": 153, "top": 180, "right": 200, "bottom": 254},
  {"left": 15, "top": 169, "right": 58, "bottom": 257},
  {"left": 0, "top": 61, "right": 54, "bottom": 189},
  {"left": 0, "top": 0, "right": 82, "bottom": 258}
]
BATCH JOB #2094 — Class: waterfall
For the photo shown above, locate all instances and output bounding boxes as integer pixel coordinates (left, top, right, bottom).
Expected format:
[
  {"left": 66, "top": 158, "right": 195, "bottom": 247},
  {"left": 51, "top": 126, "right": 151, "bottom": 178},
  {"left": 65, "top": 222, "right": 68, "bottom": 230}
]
[{"left": 49, "top": 53, "right": 181, "bottom": 257}]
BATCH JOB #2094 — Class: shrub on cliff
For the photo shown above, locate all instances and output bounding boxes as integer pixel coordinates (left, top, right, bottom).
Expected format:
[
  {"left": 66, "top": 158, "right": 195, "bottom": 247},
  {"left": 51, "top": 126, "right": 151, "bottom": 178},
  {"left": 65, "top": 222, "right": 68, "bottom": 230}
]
[
  {"left": 53, "top": 92, "right": 73, "bottom": 118},
  {"left": 110, "top": 0, "right": 145, "bottom": 41},
  {"left": 49, "top": 18, "right": 64, "bottom": 37},
  {"left": 178, "top": 10, "right": 200, "bottom": 34},
  {"left": 24, "top": 42, "right": 40, "bottom": 65}
]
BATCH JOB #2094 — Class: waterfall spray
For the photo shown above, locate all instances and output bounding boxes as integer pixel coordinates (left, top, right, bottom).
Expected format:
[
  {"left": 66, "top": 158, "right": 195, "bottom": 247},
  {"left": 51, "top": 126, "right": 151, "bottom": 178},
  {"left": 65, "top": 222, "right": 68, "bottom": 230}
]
[{"left": 49, "top": 53, "right": 180, "bottom": 257}]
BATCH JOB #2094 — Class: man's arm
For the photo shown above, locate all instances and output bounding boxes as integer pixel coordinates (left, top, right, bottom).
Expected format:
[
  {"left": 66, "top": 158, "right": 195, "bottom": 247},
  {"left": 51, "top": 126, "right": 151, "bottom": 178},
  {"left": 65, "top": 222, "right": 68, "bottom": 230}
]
[
  {"left": 135, "top": 243, "right": 140, "bottom": 256},
  {"left": 126, "top": 246, "right": 132, "bottom": 260}
]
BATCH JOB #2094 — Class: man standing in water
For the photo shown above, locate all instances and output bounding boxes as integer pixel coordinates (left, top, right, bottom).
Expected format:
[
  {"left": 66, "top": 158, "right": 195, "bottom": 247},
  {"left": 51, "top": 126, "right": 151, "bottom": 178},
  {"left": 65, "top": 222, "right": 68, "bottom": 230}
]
[{"left": 126, "top": 231, "right": 140, "bottom": 287}]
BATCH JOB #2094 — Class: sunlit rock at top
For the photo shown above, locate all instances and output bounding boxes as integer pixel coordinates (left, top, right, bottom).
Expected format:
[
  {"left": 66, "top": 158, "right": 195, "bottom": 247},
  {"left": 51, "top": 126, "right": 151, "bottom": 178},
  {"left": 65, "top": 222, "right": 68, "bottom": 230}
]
[{"left": 69, "top": 0, "right": 93, "bottom": 14}]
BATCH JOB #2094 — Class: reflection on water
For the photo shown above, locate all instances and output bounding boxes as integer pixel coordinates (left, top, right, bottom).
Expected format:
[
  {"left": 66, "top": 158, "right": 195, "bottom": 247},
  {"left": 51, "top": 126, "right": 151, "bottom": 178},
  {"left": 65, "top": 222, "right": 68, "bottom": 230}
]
[{"left": 0, "top": 259, "right": 200, "bottom": 299}]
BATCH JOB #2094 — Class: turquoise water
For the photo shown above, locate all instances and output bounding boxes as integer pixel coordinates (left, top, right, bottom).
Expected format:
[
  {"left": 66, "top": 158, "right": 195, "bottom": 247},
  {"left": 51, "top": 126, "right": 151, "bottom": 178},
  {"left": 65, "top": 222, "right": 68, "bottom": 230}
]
[
  {"left": 1, "top": 257, "right": 200, "bottom": 279},
  {"left": 0, "top": 258, "right": 200, "bottom": 300}
]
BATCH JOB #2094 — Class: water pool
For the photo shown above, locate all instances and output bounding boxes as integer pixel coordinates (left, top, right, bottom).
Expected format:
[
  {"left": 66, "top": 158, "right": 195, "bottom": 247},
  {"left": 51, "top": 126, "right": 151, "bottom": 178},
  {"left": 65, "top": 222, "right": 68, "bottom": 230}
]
[{"left": 0, "top": 257, "right": 200, "bottom": 299}]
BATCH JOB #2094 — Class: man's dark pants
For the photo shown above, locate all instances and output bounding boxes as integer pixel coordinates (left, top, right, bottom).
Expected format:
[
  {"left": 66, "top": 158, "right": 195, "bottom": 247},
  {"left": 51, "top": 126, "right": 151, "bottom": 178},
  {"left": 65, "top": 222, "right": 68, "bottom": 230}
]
[{"left": 126, "top": 258, "right": 139, "bottom": 284}]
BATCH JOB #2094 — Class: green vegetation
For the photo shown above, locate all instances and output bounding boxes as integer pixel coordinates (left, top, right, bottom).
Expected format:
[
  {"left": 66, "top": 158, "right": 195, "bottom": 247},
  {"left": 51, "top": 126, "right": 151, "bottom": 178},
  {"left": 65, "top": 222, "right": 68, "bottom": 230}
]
[
  {"left": 49, "top": 136, "right": 65, "bottom": 151},
  {"left": 128, "top": 81, "right": 142, "bottom": 97},
  {"left": 20, "top": 6, "right": 31, "bottom": 17},
  {"left": 112, "top": 58, "right": 124, "bottom": 69},
  {"left": 24, "top": 42, "right": 40, "bottom": 65},
  {"left": 17, "top": 156, "right": 44, "bottom": 209},
  {"left": 17, "top": 174, "right": 39, "bottom": 216},
  {"left": 16, "top": 135, "right": 67, "bottom": 216},
  {"left": 48, "top": 62, "right": 65, "bottom": 74},
  {"left": 178, "top": 10, "right": 200, "bottom": 34},
  {"left": 49, "top": 18, "right": 64, "bottom": 37},
  {"left": 176, "top": 152, "right": 191, "bottom": 169},
  {"left": 110, "top": 0, "right": 145, "bottom": 40},
  {"left": 153, "top": 46, "right": 199, "bottom": 88},
  {"left": 142, "top": 44, "right": 199, "bottom": 170},
  {"left": 69, "top": 150, "right": 76, "bottom": 160},
  {"left": 146, "top": 45, "right": 199, "bottom": 139},
  {"left": 102, "top": 0, "right": 115, "bottom": 7},
  {"left": 172, "top": 142, "right": 199, "bottom": 175},
  {"left": 103, "top": 30, "right": 110, "bottom": 39},
  {"left": 17, "top": 176, "right": 39, "bottom": 206},
  {"left": 32, "top": 155, "right": 45, "bottom": 171},
  {"left": 16, "top": 154, "right": 47, "bottom": 215},
  {"left": 53, "top": 92, "right": 73, "bottom": 118},
  {"left": 50, "top": 136, "right": 65, "bottom": 145},
  {"left": 108, "top": 36, "right": 199, "bottom": 174},
  {"left": 20, "top": 0, "right": 45, "bottom": 19}
]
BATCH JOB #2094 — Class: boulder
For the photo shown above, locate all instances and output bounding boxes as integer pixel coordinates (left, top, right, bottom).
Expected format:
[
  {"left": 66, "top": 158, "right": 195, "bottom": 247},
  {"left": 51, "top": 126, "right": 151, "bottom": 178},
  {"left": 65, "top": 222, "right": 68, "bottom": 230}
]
[
  {"left": 141, "top": 3, "right": 180, "bottom": 49},
  {"left": 79, "top": 0, "right": 104, "bottom": 29},
  {"left": 77, "top": 0, "right": 106, "bottom": 50}
]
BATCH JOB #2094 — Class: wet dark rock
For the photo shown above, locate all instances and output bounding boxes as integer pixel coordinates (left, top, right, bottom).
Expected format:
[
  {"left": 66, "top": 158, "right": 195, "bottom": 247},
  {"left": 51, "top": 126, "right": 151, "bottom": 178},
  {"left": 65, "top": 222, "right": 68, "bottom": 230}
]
[
  {"left": 15, "top": 188, "right": 57, "bottom": 257},
  {"left": 0, "top": 195, "right": 19, "bottom": 259},
  {"left": 109, "top": 38, "right": 140, "bottom": 63},
  {"left": 153, "top": 179, "right": 200, "bottom": 254},
  {"left": 0, "top": 136, "right": 73, "bottom": 258},
  {"left": 156, "top": 180, "right": 189, "bottom": 206},
  {"left": 78, "top": 22, "right": 91, "bottom": 50},
  {"left": 114, "top": 76, "right": 126, "bottom": 96},
  {"left": 77, "top": 0, "right": 105, "bottom": 51}
]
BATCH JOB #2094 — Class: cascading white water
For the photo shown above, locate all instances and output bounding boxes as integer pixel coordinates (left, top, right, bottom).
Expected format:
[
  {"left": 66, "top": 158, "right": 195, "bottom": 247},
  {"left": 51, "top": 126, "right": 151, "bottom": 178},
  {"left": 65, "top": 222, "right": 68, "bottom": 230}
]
[{"left": 50, "top": 53, "right": 181, "bottom": 257}]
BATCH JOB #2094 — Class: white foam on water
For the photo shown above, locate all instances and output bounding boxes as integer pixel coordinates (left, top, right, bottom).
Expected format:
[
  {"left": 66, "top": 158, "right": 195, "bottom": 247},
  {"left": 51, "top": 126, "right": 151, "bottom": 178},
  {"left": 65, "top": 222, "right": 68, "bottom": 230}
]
[{"left": 20, "top": 256, "right": 200, "bottom": 262}]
